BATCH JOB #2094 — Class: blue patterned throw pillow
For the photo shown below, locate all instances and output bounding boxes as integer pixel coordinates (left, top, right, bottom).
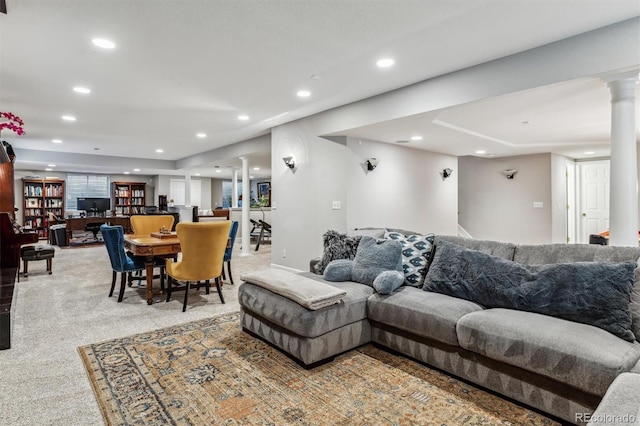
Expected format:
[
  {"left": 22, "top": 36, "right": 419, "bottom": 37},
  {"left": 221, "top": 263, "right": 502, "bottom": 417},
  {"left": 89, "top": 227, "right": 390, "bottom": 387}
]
[{"left": 385, "top": 231, "right": 435, "bottom": 287}]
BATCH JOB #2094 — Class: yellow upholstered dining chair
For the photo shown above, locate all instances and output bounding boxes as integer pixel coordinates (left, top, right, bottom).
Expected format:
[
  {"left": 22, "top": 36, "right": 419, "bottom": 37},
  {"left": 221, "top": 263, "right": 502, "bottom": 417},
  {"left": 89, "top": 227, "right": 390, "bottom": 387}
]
[
  {"left": 129, "top": 214, "right": 176, "bottom": 289},
  {"left": 165, "top": 221, "right": 231, "bottom": 312},
  {"left": 130, "top": 214, "right": 176, "bottom": 235}
]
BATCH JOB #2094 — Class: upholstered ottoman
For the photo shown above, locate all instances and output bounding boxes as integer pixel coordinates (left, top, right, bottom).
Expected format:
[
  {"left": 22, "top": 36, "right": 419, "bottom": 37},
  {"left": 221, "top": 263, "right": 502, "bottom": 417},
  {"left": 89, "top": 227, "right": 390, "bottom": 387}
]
[
  {"left": 238, "top": 270, "right": 373, "bottom": 368},
  {"left": 20, "top": 244, "right": 55, "bottom": 279}
]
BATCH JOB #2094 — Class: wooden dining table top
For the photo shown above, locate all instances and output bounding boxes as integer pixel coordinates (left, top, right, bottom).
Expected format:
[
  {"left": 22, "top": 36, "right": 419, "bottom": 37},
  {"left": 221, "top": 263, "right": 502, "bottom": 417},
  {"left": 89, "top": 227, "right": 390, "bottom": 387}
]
[{"left": 123, "top": 233, "right": 181, "bottom": 257}]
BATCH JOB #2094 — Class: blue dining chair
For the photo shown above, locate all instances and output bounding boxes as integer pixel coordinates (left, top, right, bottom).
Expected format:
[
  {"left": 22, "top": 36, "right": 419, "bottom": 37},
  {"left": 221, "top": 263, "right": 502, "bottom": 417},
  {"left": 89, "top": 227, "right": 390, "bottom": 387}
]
[
  {"left": 221, "top": 220, "right": 239, "bottom": 284},
  {"left": 101, "top": 224, "right": 146, "bottom": 302}
]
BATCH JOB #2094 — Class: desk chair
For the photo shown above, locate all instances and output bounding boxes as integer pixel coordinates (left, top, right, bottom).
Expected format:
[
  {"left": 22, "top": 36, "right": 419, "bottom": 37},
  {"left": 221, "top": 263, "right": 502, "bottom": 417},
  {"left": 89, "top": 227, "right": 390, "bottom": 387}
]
[
  {"left": 589, "top": 234, "right": 608, "bottom": 245},
  {"left": 221, "top": 221, "right": 238, "bottom": 284},
  {"left": 84, "top": 222, "right": 103, "bottom": 242},
  {"left": 101, "top": 224, "right": 145, "bottom": 302},
  {"left": 165, "top": 221, "right": 231, "bottom": 312}
]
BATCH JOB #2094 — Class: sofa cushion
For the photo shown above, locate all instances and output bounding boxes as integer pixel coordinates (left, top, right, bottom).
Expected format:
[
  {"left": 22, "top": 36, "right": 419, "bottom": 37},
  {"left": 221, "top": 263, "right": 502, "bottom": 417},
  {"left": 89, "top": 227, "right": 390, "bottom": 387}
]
[
  {"left": 513, "top": 243, "right": 640, "bottom": 265},
  {"left": 313, "top": 229, "right": 362, "bottom": 274},
  {"left": 423, "top": 240, "right": 637, "bottom": 342},
  {"left": 457, "top": 309, "right": 640, "bottom": 396},
  {"left": 385, "top": 231, "right": 435, "bottom": 287},
  {"left": 352, "top": 236, "right": 403, "bottom": 287},
  {"left": 238, "top": 273, "right": 373, "bottom": 339},
  {"left": 367, "top": 286, "right": 484, "bottom": 347},
  {"left": 434, "top": 235, "right": 516, "bottom": 260}
]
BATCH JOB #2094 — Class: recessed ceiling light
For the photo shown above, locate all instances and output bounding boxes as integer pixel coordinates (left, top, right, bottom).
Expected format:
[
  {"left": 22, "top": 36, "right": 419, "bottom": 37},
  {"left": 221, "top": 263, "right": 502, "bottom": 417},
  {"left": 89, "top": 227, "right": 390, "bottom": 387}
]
[
  {"left": 156, "top": 149, "right": 164, "bottom": 153},
  {"left": 584, "top": 151, "right": 595, "bottom": 155},
  {"left": 133, "top": 168, "right": 140, "bottom": 172},
  {"left": 238, "top": 115, "right": 249, "bottom": 121},
  {"left": 196, "top": 133, "right": 207, "bottom": 138},
  {"left": 215, "top": 169, "right": 222, "bottom": 173},
  {"left": 250, "top": 175, "right": 255, "bottom": 179},
  {"left": 195, "top": 173, "right": 201, "bottom": 176},
  {"left": 123, "top": 171, "right": 130, "bottom": 175},
  {"left": 48, "top": 164, "right": 56, "bottom": 167},
  {"left": 73, "top": 86, "right": 91, "bottom": 94},
  {"left": 376, "top": 58, "right": 395, "bottom": 68},
  {"left": 62, "top": 115, "right": 76, "bottom": 121},
  {"left": 475, "top": 150, "right": 486, "bottom": 154},
  {"left": 92, "top": 38, "right": 115, "bottom": 49},
  {"left": 253, "top": 167, "right": 260, "bottom": 171},
  {"left": 45, "top": 168, "right": 52, "bottom": 171},
  {"left": 52, "top": 139, "right": 62, "bottom": 144},
  {"left": 297, "top": 90, "right": 311, "bottom": 98},
  {"left": 410, "top": 136, "right": 422, "bottom": 141}
]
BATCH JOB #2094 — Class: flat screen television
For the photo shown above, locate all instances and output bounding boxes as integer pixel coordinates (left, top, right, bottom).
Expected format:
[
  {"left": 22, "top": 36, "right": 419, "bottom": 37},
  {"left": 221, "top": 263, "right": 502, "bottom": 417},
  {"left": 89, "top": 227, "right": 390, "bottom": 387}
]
[{"left": 77, "top": 197, "right": 111, "bottom": 214}]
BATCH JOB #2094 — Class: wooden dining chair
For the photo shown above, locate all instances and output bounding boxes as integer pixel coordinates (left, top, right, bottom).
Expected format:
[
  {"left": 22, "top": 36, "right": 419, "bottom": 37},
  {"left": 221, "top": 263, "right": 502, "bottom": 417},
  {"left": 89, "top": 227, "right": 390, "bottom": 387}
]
[{"left": 165, "top": 221, "right": 231, "bottom": 312}]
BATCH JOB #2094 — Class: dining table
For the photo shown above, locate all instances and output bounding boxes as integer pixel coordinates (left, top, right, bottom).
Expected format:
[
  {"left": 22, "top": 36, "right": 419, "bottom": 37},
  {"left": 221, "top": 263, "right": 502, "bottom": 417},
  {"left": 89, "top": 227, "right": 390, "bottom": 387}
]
[{"left": 123, "top": 232, "right": 181, "bottom": 305}]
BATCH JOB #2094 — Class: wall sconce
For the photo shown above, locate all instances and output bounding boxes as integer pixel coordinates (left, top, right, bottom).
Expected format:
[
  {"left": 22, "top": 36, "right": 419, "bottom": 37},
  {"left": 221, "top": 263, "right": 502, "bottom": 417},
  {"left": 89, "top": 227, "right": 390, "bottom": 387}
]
[
  {"left": 365, "top": 158, "right": 379, "bottom": 171},
  {"left": 441, "top": 168, "right": 453, "bottom": 179},
  {"left": 282, "top": 156, "right": 295, "bottom": 170},
  {"left": 501, "top": 169, "right": 518, "bottom": 179}
]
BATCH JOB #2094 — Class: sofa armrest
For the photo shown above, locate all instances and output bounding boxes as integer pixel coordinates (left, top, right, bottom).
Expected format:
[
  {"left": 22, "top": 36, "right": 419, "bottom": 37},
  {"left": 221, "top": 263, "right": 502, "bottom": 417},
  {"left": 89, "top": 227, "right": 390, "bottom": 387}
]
[
  {"left": 309, "top": 257, "right": 321, "bottom": 274},
  {"left": 586, "top": 373, "right": 640, "bottom": 425}
]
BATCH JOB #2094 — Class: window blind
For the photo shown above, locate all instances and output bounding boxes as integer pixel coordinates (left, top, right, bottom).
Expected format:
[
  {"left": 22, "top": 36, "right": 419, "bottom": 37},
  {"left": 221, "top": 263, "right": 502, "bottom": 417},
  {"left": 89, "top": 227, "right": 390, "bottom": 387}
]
[{"left": 66, "top": 174, "right": 110, "bottom": 210}]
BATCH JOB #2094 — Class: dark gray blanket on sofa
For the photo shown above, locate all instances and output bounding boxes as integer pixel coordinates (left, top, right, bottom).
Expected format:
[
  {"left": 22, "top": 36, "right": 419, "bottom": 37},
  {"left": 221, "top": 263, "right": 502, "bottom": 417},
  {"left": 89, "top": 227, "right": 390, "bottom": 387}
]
[{"left": 423, "top": 240, "right": 637, "bottom": 342}]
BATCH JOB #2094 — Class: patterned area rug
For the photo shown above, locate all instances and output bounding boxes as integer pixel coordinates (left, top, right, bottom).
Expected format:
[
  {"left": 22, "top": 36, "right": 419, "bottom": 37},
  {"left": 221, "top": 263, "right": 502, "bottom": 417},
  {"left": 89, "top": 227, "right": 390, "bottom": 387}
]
[{"left": 78, "top": 312, "right": 559, "bottom": 425}]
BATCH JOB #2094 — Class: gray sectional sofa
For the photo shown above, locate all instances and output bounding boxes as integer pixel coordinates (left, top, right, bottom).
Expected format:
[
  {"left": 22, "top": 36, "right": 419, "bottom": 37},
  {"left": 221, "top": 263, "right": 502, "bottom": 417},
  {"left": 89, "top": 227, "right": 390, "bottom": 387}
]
[{"left": 238, "top": 234, "right": 640, "bottom": 425}]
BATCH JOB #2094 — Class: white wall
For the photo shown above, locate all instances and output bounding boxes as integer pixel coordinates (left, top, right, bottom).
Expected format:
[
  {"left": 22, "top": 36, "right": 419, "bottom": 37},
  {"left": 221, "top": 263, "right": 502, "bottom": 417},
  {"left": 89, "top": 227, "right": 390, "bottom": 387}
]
[
  {"left": 458, "top": 154, "right": 552, "bottom": 244},
  {"left": 345, "top": 137, "right": 458, "bottom": 234},
  {"left": 271, "top": 122, "right": 459, "bottom": 271}
]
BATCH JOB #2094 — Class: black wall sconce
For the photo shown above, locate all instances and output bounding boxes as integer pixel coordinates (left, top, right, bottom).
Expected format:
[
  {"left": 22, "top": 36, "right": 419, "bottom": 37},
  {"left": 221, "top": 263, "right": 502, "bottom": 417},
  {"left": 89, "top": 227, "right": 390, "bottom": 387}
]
[
  {"left": 365, "top": 158, "right": 379, "bottom": 171},
  {"left": 441, "top": 168, "right": 453, "bottom": 179},
  {"left": 501, "top": 169, "right": 518, "bottom": 179},
  {"left": 283, "top": 156, "right": 295, "bottom": 170}
]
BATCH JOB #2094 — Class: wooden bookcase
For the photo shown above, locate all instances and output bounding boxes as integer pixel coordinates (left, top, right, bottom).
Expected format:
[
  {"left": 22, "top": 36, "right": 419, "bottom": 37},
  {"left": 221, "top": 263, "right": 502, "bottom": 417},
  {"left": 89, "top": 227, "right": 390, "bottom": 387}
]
[
  {"left": 112, "top": 182, "right": 146, "bottom": 215},
  {"left": 22, "top": 178, "right": 65, "bottom": 239}
]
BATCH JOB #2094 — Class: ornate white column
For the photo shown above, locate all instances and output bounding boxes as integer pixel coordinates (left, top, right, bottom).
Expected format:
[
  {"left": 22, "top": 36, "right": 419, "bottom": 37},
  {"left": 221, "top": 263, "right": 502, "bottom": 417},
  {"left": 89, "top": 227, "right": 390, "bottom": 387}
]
[
  {"left": 607, "top": 76, "right": 638, "bottom": 247},
  {"left": 239, "top": 156, "right": 251, "bottom": 256},
  {"left": 232, "top": 169, "right": 238, "bottom": 208}
]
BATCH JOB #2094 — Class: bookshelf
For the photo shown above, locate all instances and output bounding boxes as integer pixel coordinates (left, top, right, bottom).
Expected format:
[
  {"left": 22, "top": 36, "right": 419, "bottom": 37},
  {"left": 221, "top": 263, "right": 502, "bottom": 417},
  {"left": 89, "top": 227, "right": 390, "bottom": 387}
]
[
  {"left": 22, "top": 178, "right": 65, "bottom": 239},
  {"left": 112, "top": 182, "right": 146, "bottom": 215}
]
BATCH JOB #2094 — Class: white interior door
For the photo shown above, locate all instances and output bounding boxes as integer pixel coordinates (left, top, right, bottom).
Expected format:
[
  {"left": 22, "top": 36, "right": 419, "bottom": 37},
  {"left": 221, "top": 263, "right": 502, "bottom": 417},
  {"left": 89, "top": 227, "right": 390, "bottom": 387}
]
[{"left": 577, "top": 160, "right": 610, "bottom": 243}]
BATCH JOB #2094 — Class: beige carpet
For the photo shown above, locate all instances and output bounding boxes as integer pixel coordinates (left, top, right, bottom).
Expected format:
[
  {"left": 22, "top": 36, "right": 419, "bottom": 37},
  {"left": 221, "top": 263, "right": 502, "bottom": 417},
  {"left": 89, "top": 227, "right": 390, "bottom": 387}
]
[
  {"left": 0, "top": 242, "right": 271, "bottom": 426},
  {"left": 79, "top": 312, "right": 559, "bottom": 426}
]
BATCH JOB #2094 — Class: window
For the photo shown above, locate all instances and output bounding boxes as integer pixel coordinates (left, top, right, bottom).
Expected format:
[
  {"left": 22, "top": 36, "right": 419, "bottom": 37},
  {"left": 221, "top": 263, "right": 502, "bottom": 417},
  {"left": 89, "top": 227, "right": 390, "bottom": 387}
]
[
  {"left": 66, "top": 174, "right": 110, "bottom": 210},
  {"left": 222, "top": 181, "right": 243, "bottom": 208}
]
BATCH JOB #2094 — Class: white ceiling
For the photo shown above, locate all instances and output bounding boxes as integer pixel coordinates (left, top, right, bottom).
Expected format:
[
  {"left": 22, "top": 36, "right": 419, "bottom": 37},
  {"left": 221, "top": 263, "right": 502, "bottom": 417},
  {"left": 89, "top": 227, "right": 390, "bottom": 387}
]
[{"left": 1, "top": 1, "right": 639, "bottom": 179}]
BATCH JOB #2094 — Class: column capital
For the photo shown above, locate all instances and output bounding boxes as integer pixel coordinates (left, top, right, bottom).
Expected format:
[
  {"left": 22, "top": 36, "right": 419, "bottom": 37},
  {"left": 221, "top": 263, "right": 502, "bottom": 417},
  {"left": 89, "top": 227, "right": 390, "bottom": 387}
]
[{"left": 607, "top": 76, "right": 638, "bottom": 103}]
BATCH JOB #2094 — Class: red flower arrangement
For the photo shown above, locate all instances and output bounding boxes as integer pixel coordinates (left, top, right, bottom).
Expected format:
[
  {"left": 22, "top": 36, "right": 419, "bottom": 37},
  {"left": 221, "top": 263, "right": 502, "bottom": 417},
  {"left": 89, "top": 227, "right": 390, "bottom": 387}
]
[{"left": 0, "top": 111, "right": 25, "bottom": 135}]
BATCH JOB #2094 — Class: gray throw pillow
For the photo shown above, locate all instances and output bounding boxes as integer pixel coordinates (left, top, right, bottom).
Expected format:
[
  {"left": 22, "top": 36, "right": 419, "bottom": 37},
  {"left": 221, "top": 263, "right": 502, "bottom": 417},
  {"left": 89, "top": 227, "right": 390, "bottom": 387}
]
[
  {"left": 324, "top": 259, "right": 354, "bottom": 282},
  {"left": 423, "top": 241, "right": 636, "bottom": 342},
  {"left": 352, "top": 236, "right": 403, "bottom": 287},
  {"left": 373, "top": 270, "right": 405, "bottom": 295},
  {"left": 313, "top": 230, "right": 362, "bottom": 275}
]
